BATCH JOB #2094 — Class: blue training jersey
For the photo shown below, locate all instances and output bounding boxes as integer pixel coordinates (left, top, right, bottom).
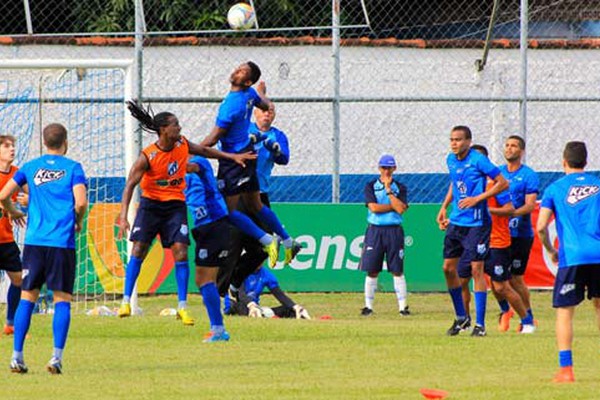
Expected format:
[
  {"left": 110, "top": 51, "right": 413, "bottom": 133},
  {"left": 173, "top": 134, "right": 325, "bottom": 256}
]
[
  {"left": 13, "top": 154, "right": 87, "bottom": 249},
  {"left": 248, "top": 123, "right": 290, "bottom": 194},
  {"left": 500, "top": 164, "right": 539, "bottom": 238},
  {"left": 540, "top": 172, "right": 600, "bottom": 268},
  {"left": 184, "top": 156, "right": 228, "bottom": 228},
  {"left": 364, "top": 179, "right": 407, "bottom": 226},
  {"left": 447, "top": 149, "right": 501, "bottom": 227},
  {"left": 243, "top": 267, "right": 280, "bottom": 304},
  {"left": 216, "top": 87, "right": 261, "bottom": 153}
]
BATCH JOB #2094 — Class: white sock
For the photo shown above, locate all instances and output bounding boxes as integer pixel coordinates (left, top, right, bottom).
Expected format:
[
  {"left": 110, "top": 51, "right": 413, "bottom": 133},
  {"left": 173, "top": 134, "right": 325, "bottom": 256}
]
[
  {"left": 259, "top": 234, "right": 273, "bottom": 246},
  {"left": 364, "top": 276, "right": 377, "bottom": 309},
  {"left": 282, "top": 237, "right": 293, "bottom": 248},
  {"left": 178, "top": 301, "right": 187, "bottom": 310},
  {"left": 393, "top": 275, "right": 408, "bottom": 310},
  {"left": 122, "top": 296, "right": 130, "bottom": 304}
]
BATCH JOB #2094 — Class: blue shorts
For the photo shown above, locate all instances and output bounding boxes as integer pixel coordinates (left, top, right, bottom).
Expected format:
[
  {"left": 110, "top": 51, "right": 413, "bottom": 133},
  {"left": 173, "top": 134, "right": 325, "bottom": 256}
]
[
  {"left": 457, "top": 253, "right": 472, "bottom": 279},
  {"left": 553, "top": 264, "right": 600, "bottom": 308},
  {"left": 22, "top": 245, "right": 76, "bottom": 294},
  {"left": 192, "top": 218, "right": 231, "bottom": 267},
  {"left": 130, "top": 197, "right": 190, "bottom": 247},
  {"left": 0, "top": 242, "right": 22, "bottom": 272},
  {"left": 443, "top": 224, "right": 490, "bottom": 262},
  {"left": 509, "top": 237, "right": 534, "bottom": 276},
  {"left": 484, "top": 247, "right": 512, "bottom": 282},
  {"left": 359, "top": 224, "right": 405, "bottom": 275},
  {"left": 217, "top": 144, "right": 260, "bottom": 196}
]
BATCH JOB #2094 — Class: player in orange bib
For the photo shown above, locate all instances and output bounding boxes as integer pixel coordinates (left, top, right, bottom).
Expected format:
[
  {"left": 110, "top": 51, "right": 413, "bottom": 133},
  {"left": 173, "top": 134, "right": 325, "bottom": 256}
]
[
  {"left": 116, "top": 101, "right": 256, "bottom": 323},
  {"left": 0, "top": 135, "right": 24, "bottom": 336}
]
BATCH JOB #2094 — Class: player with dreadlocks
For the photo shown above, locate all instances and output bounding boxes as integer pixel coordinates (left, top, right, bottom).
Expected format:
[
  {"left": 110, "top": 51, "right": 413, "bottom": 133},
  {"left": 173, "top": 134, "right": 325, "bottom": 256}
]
[{"left": 116, "top": 101, "right": 255, "bottom": 325}]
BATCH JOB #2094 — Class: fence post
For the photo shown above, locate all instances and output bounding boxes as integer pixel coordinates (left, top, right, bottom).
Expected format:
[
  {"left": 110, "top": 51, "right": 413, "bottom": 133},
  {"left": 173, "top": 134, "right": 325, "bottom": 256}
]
[{"left": 332, "top": 0, "right": 341, "bottom": 203}]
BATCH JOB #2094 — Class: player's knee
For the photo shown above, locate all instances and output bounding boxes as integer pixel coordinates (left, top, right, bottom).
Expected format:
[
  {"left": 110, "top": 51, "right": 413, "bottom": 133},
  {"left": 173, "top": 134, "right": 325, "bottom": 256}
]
[
  {"left": 8, "top": 272, "right": 22, "bottom": 286},
  {"left": 131, "top": 243, "right": 150, "bottom": 259}
]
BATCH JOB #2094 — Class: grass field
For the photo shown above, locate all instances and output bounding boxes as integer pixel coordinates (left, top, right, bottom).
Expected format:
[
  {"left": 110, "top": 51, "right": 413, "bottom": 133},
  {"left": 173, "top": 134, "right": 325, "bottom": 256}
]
[{"left": 1, "top": 291, "right": 599, "bottom": 399}]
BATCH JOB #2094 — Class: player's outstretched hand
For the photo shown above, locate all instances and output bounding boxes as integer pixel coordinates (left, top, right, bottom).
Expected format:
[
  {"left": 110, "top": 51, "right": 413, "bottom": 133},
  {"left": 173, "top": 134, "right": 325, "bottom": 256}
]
[
  {"left": 257, "top": 81, "right": 267, "bottom": 96},
  {"left": 248, "top": 302, "right": 262, "bottom": 318},
  {"left": 115, "top": 216, "right": 130, "bottom": 239},
  {"left": 293, "top": 304, "right": 311, "bottom": 320},
  {"left": 232, "top": 151, "right": 257, "bottom": 168}
]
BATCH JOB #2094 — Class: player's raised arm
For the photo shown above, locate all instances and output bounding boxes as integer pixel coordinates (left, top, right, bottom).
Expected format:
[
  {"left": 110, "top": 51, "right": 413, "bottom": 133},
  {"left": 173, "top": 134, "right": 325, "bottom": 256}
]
[
  {"left": 0, "top": 179, "right": 25, "bottom": 227},
  {"left": 116, "top": 153, "right": 148, "bottom": 239},
  {"left": 188, "top": 140, "right": 256, "bottom": 167}
]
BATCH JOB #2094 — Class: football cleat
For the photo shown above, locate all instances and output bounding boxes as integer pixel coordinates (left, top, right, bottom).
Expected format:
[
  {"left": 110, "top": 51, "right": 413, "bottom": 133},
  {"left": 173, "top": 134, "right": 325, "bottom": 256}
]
[
  {"left": 263, "top": 239, "right": 280, "bottom": 268},
  {"left": 471, "top": 324, "right": 487, "bottom": 337},
  {"left": 10, "top": 359, "right": 28, "bottom": 374},
  {"left": 360, "top": 307, "right": 374, "bottom": 316},
  {"left": 117, "top": 303, "right": 131, "bottom": 318},
  {"left": 176, "top": 308, "right": 195, "bottom": 326},
  {"left": 518, "top": 323, "right": 536, "bottom": 334},
  {"left": 3, "top": 324, "right": 15, "bottom": 335},
  {"left": 46, "top": 357, "right": 63, "bottom": 375},
  {"left": 399, "top": 306, "right": 411, "bottom": 316},
  {"left": 553, "top": 366, "right": 575, "bottom": 383},
  {"left": 498, "top": 309, "right": 514, "bottom": 332},
  {"left": 446, "top": 316, "right": 471, "bottom": 336},
  {"left": 203, "top": 330, "right": 230, "bottom": 343}
]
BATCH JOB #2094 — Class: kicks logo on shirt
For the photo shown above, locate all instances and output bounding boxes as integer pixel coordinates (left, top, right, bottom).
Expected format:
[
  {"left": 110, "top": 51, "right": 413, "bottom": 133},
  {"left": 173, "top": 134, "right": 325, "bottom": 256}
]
[
  {"left": 567, "top": 185, "right": 599, "bottom": 205},
  {"left": 33, "top": 168, "right": 66, "bottom": 186},
  {"left": 559, "top": 283, "right": 576, "bottom": 295}
]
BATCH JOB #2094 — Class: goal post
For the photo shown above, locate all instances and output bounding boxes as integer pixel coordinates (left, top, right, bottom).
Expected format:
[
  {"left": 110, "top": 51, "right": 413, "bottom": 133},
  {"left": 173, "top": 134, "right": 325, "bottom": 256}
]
[{"left": 0, "top": 59, "right": 137, "bottom": 313}]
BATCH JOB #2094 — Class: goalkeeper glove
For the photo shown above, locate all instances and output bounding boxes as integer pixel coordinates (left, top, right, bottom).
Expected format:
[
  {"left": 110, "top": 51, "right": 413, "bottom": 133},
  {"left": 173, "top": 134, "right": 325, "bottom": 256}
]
[
  {"left": 249, "top": 131, "right": 266, "bottom": 144},
  {"left": 248, "top": 302, "right": 262, "bottom": 318},
  {"left": 293, "top": 304, "right": 311, "bottom": 320},
  {"left": 264, "top": 139, "right": 281, "bottom": 155}
]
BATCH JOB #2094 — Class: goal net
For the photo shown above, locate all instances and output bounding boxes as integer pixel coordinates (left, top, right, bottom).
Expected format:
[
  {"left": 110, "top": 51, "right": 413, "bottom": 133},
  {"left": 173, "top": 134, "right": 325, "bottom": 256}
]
[{"left": 0, "top": 59, "right": 135, "bottom": 312}]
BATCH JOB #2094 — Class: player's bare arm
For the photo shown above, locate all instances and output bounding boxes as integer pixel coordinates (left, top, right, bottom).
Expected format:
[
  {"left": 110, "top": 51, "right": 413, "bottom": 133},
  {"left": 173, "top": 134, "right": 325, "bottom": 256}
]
[
  {"left": 489, "top": 201, "right": 515, "bottom": 216},
  {"left": 73, "top": 183, "right": 88, "bottom": 233},
  {"left": 117, "top": 153, "right": 149, "bottom": 239},
  {"left": 512, "top": 193, "right": 537, "bottom": 217},
  {"left": 436, "top": 182, "right": 452, "bottom": 230},
  {"left": 0, "top": 178, "right": 25, "bottom": 227},
  {"left": 189, "top": 140, "right": 256, "bottom": 167},
  {"left": 458, "top": 174, "right": 508, "bottom": 209},
  {"left": 536, "top": 207, "right": 558, "bottom": 264},
  {"left": 255, "top": 81, "right": 271, "bottom": 111}
]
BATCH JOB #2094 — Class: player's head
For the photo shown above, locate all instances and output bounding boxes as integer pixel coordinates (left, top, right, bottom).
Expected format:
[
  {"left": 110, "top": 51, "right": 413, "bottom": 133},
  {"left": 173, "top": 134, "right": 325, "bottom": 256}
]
[
  {"left": 450, "top": 125, "right": 472, "bottom": 156},
  {"left": 254, "top": 103, "right": 275, "bottom": 130},
  {"left": 230, "top": 61, "right": 261, "bottom": 87},
  {"left": 471, "top": 144, "right": 488, "bottom": 157},
  {"left": 43, "top": 123, "right": 68, "bottom": 154},
  {"left": 0, "top": 135, "right": 16, "bottom": 163},
  {"left": 504, "top": 135, "right": 525, "bottom": 162},
  {"left": 378, "top": 154, "right": 397, "bottom": 175},
  {"left": 563, "top": 141, "right": 587, "bottom": 170},
  {"left": 127, "top": 101, "right": 180, "bottom": 140}
]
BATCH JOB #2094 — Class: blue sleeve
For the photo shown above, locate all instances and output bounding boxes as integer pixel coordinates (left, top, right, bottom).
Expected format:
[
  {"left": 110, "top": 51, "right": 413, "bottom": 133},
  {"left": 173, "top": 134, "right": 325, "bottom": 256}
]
[
  {"left": 540, "top": 185, "right": 555, "bottom": 211},
  {"left": 261, "top": 268, "right": 280, "bottom": 290},
  {"left": 249, "top": 87, "right": 261, "bottom": 106},
  {"left": 13, "top": 169, "right": 27, "bottom": 187},
  {"left": 477, "top": 155, "right": 500, "bottom": 179},
  {"left": 364, "top": 181, "right": 376, "bottom": 205},
  {"left": 273, "top": 130, "right": 290, "bottom": 165},
  {"left": 215, "top": 101, "right": 233, "bottom": 129},
  {"left": 525, "top": 169, "right": 540, "bottom": 195},
  {"left": 72, "top": 163, "right": 87, "bottom": 186},
  {"left": 495, "top": 189, "right": 512, "bottom": 207}
]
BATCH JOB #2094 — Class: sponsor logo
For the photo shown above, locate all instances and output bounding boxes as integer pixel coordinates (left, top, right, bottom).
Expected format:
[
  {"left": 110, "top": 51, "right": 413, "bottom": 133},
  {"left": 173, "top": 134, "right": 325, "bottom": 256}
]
[
  {"left": 477, "top": 244, "right": 487, "bottom": 255},
  {"left": 236, "top": 177, "right": 250, "bottom": 187},
  {"left": 494, "top": 265, "right": 503, "bottom": 276},
  {"left": 167, "top": 161, "right": 179, "bottom": 176},
  {"left": 132, "top": 227, "right": 141, "bottom": 234},
  {"left": 559, "top": 283, "right": 576, "bottom": 295},
  {"left": 567, "top": 185, "right": 599, "bottom": 205},
  {"left": 399, "top": 249, "right": 404, "bottom": 259},
  {"left": 457, "top": 180, "right": 467, "bottom": 196},
  {"left": 217, "top": 179, "right": 225, "bottom": 190},
  {"left": 512, "top": 259, "right": 522, "bottom": 270},
  {"left": 365, "top": 246, "right": 373, "bottom": 251},
  {"left": 198, "top": 249, "right": 208, "bottom": 259},
  {"left": 148, "top": 151, "right": 157, "bottom": 161},
  {"left": 155, "top": 177, "right": 183, "bottom": 187},
  {"left": 218, "top": 250, "right": 229, "bottom": 258},
  {"left": 180, "top": 224, "right": 188, "bottom": 235},
  {"left": 22, "top": 269, "right": 29, "bottom": 279},
  {"left": 33, "top": 168, "right": 66, "bottom": 186}
]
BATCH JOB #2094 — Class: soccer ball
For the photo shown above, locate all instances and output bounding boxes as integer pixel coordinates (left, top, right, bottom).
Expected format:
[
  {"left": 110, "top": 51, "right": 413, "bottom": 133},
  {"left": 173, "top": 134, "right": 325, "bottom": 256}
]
[
  {"left": 260, "top": 306, "right": 275, "bottom": 318},
  {"left": 227, "top": 3, "right": 256, "bottom": 30}
]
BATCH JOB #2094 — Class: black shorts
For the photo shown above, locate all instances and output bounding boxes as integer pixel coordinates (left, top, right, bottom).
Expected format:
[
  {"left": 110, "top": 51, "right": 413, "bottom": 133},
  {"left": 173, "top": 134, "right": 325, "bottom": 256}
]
[
  {"left": 0, "top": 242, "right": 22, "bottom": 272},
  {"left": 509, "top": 237, "right": 534, "bottom": 276},
  {"left": 359, "top": 225, "right": 405, "bottom": 275},
  {"left": 130, "top": 197, "right": 190, "bottom": 247},
  {"left": 553, "top": 264, "right": 600, "bottom": 308},
  {"left": 484, "top": 247, "right": 512, "bottom": 282},
  {"left": 192, "top": 218, "right": 231, "bottom": 267},
  {"left": 22, "top": 245, "right": 76, "bottom": 294},
  {"left": 217, "top": 144, "right": 260, "bottom": 196},
  {"left": 443, "top": 224, "right": 490, "bottom": 262}
]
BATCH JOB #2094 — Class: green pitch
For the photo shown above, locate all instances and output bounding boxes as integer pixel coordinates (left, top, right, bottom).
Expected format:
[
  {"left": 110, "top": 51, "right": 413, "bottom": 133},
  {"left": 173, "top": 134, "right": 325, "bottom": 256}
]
[{"left": 1, "top": 292, "right": 599, "bottom": 399}]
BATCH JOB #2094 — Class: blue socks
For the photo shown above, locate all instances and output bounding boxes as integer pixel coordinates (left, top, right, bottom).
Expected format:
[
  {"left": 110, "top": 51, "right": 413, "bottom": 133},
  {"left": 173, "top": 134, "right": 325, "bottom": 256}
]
[
  {"left": 474, "top": 291, "right": 487, "bottom": 327},
  {"left": 521, "top": 314, "right": 534, "bottom": 325},
  {"left": 6, "top": 283, "right": 21, "bottom": 325},
  {"left": 498, "top": 299, "right": 510, "bottom": 313},
  {"left": 124, "top": 255, "right": 143, "bottom": 300},
  {"left": 559, "top": 350, "right": 573, "bottom": 367},
  {"left": 200, "top": 282, "right": 224, "bottom": 330},
  {"left": 52, "top": 302, "right": 71, "bottom": 359},
  {"left": 229, "top": 210, "right": 267, "bottom": 241},
  {"left": 448, "top": 287, "right": 467, "bottom": 319},
  {"left": 13, "top": 299, "right": 35, "bottom": 354},
  {"left": 527, "top": 308, "right": 534, "bottom": 320},
  {"left": 175, "top": 261, "right": 189, "bottom": 307},
  {"left": 257, "top": 206, "right": 290, "bottom": 241}
]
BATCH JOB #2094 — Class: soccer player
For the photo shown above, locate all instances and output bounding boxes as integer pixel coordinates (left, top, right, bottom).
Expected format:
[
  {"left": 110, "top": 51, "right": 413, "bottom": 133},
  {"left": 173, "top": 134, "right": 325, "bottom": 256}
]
[
  {"left": 0, "top": 135, "right": 23, "bottom": 336},
  {"left": 0, "top": 123, "right": 87, "bottom": 374},
  {"left": 224, "top": 266, "right": 310, "bottom": 319},
  {"left": 185, "top": 156, "right": 231, "bottom": 342},
  {"left": 116, "top": 101, "right": 254, "bottom": 322},
  {"left": 537, "top": 141, "right": 600, "bottom": 383},
  {"left": 359, "top": 154, "right": 409, "bottom": 316},
  {"left": 457, "top": 145, "right": 535, "bottom": 334},
  {"left": 436, "top": 126, "right": 508, "bottom": 337},
  {"left": 496, "top": 135, "right": 539, "bottom": 331},
  {"left": 200, "top": 62, "right": 295, "bottom": 268}
]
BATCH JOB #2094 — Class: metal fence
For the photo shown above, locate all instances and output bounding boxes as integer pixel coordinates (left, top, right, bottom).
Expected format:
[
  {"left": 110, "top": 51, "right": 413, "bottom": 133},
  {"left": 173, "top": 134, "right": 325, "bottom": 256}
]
[{"left": 2, "top": 0, "right": 600, "bottom": 205}]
